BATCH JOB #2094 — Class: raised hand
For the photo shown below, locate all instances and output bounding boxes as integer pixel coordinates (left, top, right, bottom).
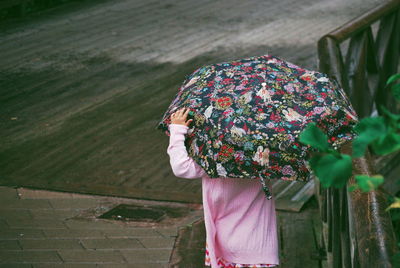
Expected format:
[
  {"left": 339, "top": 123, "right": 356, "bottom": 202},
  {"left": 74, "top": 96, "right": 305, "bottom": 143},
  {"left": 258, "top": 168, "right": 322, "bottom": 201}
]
[{"left": 171, "top": 107, "right": 193, "bottom": 127}]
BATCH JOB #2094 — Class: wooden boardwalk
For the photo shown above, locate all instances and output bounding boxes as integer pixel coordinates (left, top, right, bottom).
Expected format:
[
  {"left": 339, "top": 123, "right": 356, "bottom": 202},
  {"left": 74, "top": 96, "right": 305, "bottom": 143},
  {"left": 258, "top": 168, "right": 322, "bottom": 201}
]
[{"left": 0, "top": 0, "right": 382, "bottom": 204}]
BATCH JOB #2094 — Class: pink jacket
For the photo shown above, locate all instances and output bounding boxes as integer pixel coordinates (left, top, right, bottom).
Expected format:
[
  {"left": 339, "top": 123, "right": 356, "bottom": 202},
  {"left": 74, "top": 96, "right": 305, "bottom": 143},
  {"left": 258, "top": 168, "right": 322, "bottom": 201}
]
[{"left": 167, "top": 124, "right": 279, "bottom": 267}]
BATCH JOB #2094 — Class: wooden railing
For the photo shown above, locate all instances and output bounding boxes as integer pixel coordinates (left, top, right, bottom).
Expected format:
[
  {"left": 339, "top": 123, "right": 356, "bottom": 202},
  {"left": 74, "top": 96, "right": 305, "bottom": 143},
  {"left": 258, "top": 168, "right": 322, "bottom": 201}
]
[{"left": 316, "top": 0, "right": 400, "bottom": 267}]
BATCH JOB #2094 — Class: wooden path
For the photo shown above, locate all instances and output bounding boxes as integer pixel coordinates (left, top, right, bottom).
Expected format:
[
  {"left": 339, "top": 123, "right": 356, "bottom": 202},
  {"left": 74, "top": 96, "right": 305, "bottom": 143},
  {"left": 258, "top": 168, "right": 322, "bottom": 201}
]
[{"left": 0, "top": 0, "right": 382, "bottom": 204}]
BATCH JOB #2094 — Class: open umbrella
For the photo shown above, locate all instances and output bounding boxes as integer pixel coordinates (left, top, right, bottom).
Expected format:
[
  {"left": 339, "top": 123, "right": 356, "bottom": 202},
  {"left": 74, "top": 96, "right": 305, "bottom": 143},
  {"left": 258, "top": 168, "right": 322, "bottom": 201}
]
[{"left": 157, "top": 54, "right": 358, "bottom": 199}]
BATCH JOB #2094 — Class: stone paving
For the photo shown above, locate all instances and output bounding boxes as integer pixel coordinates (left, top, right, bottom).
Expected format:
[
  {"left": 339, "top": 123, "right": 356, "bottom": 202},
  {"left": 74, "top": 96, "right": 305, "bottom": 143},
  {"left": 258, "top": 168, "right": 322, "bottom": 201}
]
[{"left": 0, "top": 186, "right": 203, "bottom": 267}]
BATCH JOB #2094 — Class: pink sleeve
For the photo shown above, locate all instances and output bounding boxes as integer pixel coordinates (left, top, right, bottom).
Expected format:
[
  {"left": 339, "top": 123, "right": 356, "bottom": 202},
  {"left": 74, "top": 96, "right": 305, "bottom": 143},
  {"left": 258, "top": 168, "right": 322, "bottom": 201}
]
[{"left": 167, "top": 124, "right": 206, "bottom": 179}]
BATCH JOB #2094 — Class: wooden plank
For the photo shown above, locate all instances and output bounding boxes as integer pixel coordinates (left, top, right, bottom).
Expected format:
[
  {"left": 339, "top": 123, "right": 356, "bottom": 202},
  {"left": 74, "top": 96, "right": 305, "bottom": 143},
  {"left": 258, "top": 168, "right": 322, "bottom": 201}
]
[
  {"left": 275, "top": 180, "right": 315, "bottom": 212},
  {"left": 271, "top": 179, "right": 291, "bottom": 194},
  {"left": 169, "top": 218, "right": 207, "bottom": 268},
  {"left": 277, "top": 201, "right": 321, "bottom": 268},
  {"left": 291, "top": 180, "right": 315, "bottom": 203},
  {"left": 322, "top": 221, "right": 333, "bottom": 268}
]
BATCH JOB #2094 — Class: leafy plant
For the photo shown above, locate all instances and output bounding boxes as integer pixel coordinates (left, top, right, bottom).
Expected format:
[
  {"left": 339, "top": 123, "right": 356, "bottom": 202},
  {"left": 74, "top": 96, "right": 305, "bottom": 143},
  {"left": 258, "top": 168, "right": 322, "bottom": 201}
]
[
  {"left": 388, "top": 74, "right": 400, "bottom": 101},
  {"left": 299, "top": 123, "right": 353, "bottom": 188}
]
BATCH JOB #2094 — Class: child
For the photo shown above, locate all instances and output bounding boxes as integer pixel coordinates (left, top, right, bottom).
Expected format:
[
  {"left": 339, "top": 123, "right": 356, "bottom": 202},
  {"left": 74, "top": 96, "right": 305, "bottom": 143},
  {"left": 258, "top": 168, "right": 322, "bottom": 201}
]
[{"left": 167, "top": 107, "right": 280, "bottom": 268}]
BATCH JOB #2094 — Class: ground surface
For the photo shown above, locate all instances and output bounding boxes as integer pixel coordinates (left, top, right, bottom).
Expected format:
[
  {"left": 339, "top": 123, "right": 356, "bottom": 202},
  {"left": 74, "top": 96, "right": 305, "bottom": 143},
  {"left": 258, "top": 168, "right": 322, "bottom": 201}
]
[{"left": 0, "top": 185, "right": 203, "bottom": 267}]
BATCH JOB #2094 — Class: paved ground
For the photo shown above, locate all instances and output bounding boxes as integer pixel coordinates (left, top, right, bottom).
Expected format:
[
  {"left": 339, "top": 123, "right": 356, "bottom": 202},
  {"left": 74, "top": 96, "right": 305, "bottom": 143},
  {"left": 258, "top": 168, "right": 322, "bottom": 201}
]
[
  {"left": 0, "top": 186, "right": 203, "bottom": 267},
  {"left": 0, "top": 0, "right": 384, "bottom": 202}
]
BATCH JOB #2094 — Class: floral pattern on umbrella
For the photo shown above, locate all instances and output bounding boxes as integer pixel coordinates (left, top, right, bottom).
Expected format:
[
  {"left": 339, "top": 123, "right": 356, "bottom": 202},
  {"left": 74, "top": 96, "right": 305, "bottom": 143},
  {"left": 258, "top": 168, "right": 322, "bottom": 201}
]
[{"left": 158, "top": 54, "right": 359, "bottom": 199}]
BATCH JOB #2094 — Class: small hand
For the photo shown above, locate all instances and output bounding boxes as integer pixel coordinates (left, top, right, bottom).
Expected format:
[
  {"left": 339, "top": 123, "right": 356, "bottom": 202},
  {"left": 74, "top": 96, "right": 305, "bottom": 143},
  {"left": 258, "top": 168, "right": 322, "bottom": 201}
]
[{"left": 171, "top": 107, "right": 193, "bottom": 127}]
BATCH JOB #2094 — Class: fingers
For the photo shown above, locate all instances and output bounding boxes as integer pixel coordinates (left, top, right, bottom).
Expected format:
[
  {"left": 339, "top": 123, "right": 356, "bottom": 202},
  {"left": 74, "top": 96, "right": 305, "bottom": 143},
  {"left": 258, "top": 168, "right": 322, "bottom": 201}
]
[
  {"left": 176, "top": 108, "right": 183, "bottom": 118},
  {"left": 183, "top": 108, "right": 190, "bottom": 118},
  {"left": 171, "top": 108, "right": 182, "bottom": 118},
  {"left": 185, "top": 118, "right": 193, "bottom": 126},
  {"left": 170, "top": 107, "right": 193, "bottom": 127},
  {"left": 178, "top": 107, "right": 188, "bottom": 117},
  {"left": 172, "top": 107, "right": 189, "bottom": 118}
]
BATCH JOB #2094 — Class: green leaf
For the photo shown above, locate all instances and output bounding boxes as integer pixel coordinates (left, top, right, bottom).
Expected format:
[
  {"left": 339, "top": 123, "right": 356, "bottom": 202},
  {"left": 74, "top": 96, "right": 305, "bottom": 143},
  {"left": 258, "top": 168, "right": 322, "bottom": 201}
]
[
  {"left": 354, "top": 175, "right": 384, "bottom": 192},
  {"left": 371, "top": 132, "right": 400, "bottom": 155},
  {"left": 310, "top": 153, "right": 352, "bottom": 188},
  {"left": 352, "top": 135, "right": 374, "bottom": 158},
  {"left": 354, "top": 116, "right": 386, "bottom": 135},
  {"left": 379, "top": 105, "right": 400, "bottom": 122},
  {"left": 309, "top": 154, "right": 322, "bottom": 169},
  {"left": 299, "top": 123, "right": 330, "bottom": 152},
  {"left": 392, "top": 84, "right": 400, "bottom": 101},
  {"left": 386, "top": 73, "right": 400, "bottom": 85},
  {"left": 352, "top": 117, "right": 387, "bottom": 157},
  {"left": 347, "top": 184, "right": 359, "bottom": 192},
  {"left": 389, "top": 208, "right": 400, "bottom": 221},
  {"left": 391, "top": 252, "right": 400, "bottom": 268},
  {"left": 385, "top": 197, "right": 400, "bottom": 211}
]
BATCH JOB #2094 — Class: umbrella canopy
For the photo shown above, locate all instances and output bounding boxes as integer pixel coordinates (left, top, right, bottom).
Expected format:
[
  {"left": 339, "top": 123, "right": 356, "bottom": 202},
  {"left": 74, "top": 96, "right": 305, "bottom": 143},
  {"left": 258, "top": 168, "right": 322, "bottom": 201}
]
[{"left": 158, "top": 54, "right": 358, "bottom": 199}]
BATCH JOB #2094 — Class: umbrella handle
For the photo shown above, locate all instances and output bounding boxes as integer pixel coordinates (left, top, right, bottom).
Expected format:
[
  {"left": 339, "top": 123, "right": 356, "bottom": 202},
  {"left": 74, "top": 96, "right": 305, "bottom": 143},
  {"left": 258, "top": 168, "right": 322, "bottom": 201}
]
[{"left": 260, "top": 177, "right": 273, "bottom": 200}]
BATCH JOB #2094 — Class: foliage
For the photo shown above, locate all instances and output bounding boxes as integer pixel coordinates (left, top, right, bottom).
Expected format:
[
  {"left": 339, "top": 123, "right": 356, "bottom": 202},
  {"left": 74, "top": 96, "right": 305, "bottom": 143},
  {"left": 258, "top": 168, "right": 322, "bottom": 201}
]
[
  {"left": 299, "top": 123, "right": 331, "bottom": 152},
  {"left": 392, "top": 242, "right": 400, "bottom": 268},
  {"left": 310, "top": 153, "right": 353, "bottom": 188},
  {"left": 387, "top": 74, "right": 400, "bottom": 101},
  {"left": 299, "top": 123, "right": 353, "bottom": 187},
  {"left": 352, "top": 108, "right": 400, "bottom": 157},
  {"left": 386, "top": 197, "right": 400, "bottom": 211},
  {"left": 348, "top": 175, "right": 384, "bottom": 192}
]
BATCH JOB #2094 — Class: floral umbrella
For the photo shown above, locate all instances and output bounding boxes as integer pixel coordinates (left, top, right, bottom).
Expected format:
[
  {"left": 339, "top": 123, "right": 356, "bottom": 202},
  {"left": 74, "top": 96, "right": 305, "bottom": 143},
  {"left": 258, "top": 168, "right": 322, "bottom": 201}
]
[{"left": 157, "top": 54, "right": 358, "bottom": 199}]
